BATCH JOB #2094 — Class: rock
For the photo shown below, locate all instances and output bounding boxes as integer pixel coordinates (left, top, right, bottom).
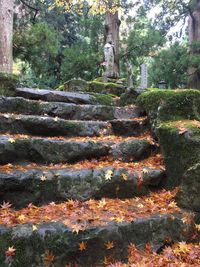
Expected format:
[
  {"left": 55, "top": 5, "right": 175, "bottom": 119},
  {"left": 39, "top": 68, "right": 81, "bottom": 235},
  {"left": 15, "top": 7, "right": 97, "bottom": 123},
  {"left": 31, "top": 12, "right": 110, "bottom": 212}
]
[
  {"left": 0, "top": 136, "right": 111, "bottom": 164},
  {"left": 111, "top": 140, "right": 156, "bottom": 161},
  {"left": 0, "top": 114, "right": 112, "bottom": 137},
  {"left": 0, "top": 114, "right": 149, "bottom": 138},
  {"left": 157, "top": 121, "right": 200, "bottom": 188},
  {"left": 0, "top": 166, "right": 165, "bottom": 208},
  {"left": 0, "top": 73, "right": 18, "bottom": 96},
  {"left": 137, "top": 89, "right": 200, "bottom": 131},
  {"left": 0, "top": 97, "right": 144, "bottom": 121},
  {"left": 120, "top": 88, "right": 140, "bottom": 106},
  {"left": 88, "top": 81, "right": 126, "bottom": 96},
  {"left": 16, "top": 88, "right": 115, "bottom": 106},
  {"left": 176, "top": 163, "right": 200, "bottom": 212},
  {"left": 0, "top": 136, "right": 155, "bottom": 164},
  {"left": 111, "top": 118, "right": 149, "bottom": 136},
  {"left": 64, "top": 79, "right": 89, "bottom": 92},
  {"left": 0, "top": 214, "right": 194, "bottom": 266}
]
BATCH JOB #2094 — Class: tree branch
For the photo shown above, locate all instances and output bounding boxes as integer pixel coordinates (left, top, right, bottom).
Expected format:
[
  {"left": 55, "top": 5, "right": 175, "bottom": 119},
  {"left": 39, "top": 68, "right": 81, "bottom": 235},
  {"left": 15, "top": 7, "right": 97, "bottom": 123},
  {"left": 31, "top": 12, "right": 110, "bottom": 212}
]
[{"left": 19, "top": 0, "right": 39, "bottom": 23}]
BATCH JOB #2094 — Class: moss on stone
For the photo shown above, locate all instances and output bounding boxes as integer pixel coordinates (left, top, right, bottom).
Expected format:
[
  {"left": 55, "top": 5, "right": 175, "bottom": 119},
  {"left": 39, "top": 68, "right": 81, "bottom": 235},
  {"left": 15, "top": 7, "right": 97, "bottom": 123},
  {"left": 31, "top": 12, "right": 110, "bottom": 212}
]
[
  {"left": 89, "top": 81, "right": 125, "bottom": 96},
  {"left": 0, "top": 73, "right": 18, "bottom": 96},
  {"left": 93, "top": 93, "right": 115, "bottom": 106},
  {"left": 137, "top": 89, "right": 200, "bottom": 124},
  {"left": 157, "top": 121, "right": 200, "bottom": 188}
]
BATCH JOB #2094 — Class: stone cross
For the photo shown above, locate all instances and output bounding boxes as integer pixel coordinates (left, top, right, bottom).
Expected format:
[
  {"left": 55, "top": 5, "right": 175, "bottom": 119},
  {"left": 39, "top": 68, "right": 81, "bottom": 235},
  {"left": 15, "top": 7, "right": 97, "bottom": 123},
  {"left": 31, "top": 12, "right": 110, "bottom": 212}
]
[{"left": 140, "top": 64, "right": 148, "bottom": 89}]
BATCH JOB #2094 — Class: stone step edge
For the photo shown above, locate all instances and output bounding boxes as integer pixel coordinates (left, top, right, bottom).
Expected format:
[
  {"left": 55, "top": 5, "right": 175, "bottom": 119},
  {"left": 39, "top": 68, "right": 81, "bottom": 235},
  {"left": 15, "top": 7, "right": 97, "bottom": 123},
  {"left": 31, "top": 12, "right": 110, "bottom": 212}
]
[
  {"left": 0, "top": 166, "right": 165, "bottom": 208},
  {"left": 0, "top": 135, "right": 157, "bottom": 164},
  {"left": 0, "top": 213, "right": 194, "bottom": 266}
]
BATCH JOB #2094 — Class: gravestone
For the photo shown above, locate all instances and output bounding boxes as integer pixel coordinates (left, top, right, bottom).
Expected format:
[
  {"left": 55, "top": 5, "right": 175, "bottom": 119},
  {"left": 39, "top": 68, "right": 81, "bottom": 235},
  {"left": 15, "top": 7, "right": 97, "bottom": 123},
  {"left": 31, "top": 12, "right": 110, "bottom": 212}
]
[{"left": 140, "top": 64, "right": 148, "bottom": 89}]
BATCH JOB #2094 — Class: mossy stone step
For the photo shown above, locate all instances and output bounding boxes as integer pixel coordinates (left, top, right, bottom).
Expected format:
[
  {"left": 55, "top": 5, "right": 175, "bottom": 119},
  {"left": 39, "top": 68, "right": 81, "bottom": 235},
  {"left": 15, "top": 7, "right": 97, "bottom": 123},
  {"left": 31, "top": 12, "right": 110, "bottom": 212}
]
[
  {"left": 16, "top": 88, "right": 116, "bottom": 106},
  {"left": 0, "top": 166, "right": 164, "bottom": 208},
  {"left": 0, "top": 114, "right": 148, "bottom": 137},
  {"left": 0, "top": 114, "right": 112, "bottom": 137},
  {"left": 0, "top": 97, "right": 144, "bottom": 121},
  {"left": 0, "top": 136, "right": 155, "bottom": 164},
  {"left": 0, "top": 213, "right": 194, "bottom": 266},
  {"left": 157, "top": 121, "right": 200, "bottom": 188}
]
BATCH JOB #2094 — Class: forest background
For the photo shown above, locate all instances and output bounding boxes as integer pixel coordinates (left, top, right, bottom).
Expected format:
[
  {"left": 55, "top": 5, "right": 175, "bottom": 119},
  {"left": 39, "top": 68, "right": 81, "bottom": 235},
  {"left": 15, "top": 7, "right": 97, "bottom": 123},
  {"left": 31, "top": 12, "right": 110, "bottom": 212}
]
[{"left": 12, "top": 0, "right": 191, "bottom": 89}]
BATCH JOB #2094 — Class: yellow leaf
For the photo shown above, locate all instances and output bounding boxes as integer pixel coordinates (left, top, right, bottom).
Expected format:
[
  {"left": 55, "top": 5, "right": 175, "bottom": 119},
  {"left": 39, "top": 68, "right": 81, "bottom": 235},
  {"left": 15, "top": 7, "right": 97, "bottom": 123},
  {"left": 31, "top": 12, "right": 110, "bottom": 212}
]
[
  {"left": 32, "top": 225, "right": 38, "bottom": 231},
  {"left": 8, "top": 138, "right": 15, "bottom": 143},
  {"left": 195, "top": 224, "right": 200, "bottom": 231},
  {"left": 121, "top": 173, "right": 128, "bottom": 181},
  {"left": 105, "top": 170, "right": 113, "bottom": 181},
  {"left": 40, "top": 175, "right": 47, "bottom": 181},
  {"left": 18, "top": 214, "right": 26, "bottom": 221}
]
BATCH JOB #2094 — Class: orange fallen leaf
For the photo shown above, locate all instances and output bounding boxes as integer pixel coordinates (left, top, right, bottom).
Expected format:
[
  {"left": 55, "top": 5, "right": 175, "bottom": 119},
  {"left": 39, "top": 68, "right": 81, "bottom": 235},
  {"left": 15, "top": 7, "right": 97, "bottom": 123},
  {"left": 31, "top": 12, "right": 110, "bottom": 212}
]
[
  {"left": 105, "top": 241, "right": 114, "bottom": 250},
  {"left": 5, "top": 246, "right": 16, "bottom": 257},
  {"left": 43, "top": 250, "right": 55, "bottom": 264},
  {"left": 79, "top": 241, "right": 87, "bottom": 251}
]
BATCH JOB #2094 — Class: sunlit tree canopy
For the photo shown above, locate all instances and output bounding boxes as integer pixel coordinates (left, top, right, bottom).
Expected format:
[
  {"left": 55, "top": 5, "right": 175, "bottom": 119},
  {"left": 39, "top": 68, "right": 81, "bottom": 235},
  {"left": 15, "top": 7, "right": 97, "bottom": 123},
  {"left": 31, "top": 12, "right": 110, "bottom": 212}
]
[{"left": 54, "top": 0, "right": 122, "bottom": 14}]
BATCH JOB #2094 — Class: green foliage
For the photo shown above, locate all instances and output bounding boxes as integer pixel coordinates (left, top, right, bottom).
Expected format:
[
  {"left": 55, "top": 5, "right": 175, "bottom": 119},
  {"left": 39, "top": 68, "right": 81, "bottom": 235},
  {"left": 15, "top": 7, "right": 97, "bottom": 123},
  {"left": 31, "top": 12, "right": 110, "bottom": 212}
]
[
  {"left": 121, "top": 9, "right": 165, "bottom": 84},
  {"left": 149, "top": 42, "right": 189, "bottom": 89},
  {"left": 60, "top": 42, "right": 101, "bottom": 81},
  {"left": 14, "top": 22, "right": 61, "bottom": 88}
]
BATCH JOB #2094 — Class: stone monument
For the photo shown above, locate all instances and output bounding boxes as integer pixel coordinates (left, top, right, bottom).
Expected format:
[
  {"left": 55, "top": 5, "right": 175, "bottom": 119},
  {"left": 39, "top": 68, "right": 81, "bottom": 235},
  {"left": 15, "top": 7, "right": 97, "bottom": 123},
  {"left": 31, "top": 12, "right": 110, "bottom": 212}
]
[
  {"left": 140, "top": 63, "right": 148, "bottom": 89},
  {"left": 126, "top": 61, "right": 133, "bottom": 88},
  {"left": 104, "top": 41, "right": 115, "bottom": 80}
]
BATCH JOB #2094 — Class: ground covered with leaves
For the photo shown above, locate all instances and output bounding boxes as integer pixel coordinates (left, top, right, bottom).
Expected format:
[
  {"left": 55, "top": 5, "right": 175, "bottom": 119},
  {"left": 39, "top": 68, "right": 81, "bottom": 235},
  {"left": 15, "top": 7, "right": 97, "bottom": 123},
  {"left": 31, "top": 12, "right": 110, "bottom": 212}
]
[{"left": 106, "top": 242, "right": 200, "bottom": 267}]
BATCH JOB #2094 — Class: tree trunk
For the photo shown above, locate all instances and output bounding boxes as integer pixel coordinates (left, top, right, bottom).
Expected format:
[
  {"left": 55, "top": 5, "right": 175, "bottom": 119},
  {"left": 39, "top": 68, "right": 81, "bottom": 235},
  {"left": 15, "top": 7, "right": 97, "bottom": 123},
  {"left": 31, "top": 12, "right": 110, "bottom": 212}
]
[
  {"left": 105, "top": 11, "right": 120, "bottom": 78},
  {"left": 188, "top": 2, "right": 200, "bottom": 89},
  {"left": 0, "top": 0, "right": 14, "bottom": 73}
]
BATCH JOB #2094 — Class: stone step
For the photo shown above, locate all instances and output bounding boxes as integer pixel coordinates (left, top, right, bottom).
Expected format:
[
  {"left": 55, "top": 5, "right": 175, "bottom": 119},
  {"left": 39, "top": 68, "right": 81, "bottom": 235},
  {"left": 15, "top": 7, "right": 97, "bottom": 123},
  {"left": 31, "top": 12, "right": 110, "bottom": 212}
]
[
  {"left": 0, "top": 190, "right": 195, "bottom": 266},
  {"left": 0, "top": 97, "right": 144, "bottom": 121},
  {"left": 0, "top": 163, "right": 165, "bottom": 208},
  {"left": 16, "top": 87, "right": 117, "bottom": 105},
  {"left": 0, "top": 113, "right": 149, "bottom": 137},
  {"left": 0, "top": 135, "right": 156, "bottom": 164}
]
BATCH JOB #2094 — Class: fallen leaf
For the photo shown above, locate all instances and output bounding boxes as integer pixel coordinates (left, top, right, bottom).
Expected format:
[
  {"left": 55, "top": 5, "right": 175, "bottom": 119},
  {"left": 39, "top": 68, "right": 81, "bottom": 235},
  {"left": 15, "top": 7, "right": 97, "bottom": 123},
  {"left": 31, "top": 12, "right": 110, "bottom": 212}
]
[
  {"left": 105, "top": 241, "right": 114, "bottom": 250},
  {"left": 40, "top": 175, "right": 47, "bottom": 181},
  {"left": 5, "top": 246, "right": 16, "bottom": 257},
  {"left": 8, "top": 138, "right": 15, "bottom": 143},
  {"left": 79, "top": 241, "right": 87, "bottom": 251},
  {"left": 105, "top": 170, "right": 113, "bottom": 181}
]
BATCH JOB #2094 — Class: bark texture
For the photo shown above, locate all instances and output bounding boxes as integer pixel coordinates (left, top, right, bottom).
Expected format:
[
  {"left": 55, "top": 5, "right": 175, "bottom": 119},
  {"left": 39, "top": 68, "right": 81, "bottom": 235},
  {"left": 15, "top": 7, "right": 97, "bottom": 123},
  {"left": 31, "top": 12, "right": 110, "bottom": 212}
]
[
  {"left": 0, "top": 0, "right": 14, "bottom": 73},
  {"left": 105, "top": 11, "right": 120, "bottom": 78},
  {"left": 188, "top": 3, "right": 200, "bottom": 89}
]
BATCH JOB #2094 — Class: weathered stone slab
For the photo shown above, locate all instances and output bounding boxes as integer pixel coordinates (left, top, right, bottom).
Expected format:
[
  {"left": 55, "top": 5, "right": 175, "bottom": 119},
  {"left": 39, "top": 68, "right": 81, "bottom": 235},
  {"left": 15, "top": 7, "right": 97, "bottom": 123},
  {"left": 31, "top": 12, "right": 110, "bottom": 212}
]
[
  {"left": 176, "top": 163, "right": 200, "bottom": 212},
  {"left": 16, "top": 88, "right": 115, "bottom": 105},
  {"left": 0, "top": 97, "right": 144, "bottom": 121},
  {"left": 0, "top": 136, "right": 154, "bottom": 164},
  {"left": 0, "top": 136, "right": 111, "bottom": 164},
  {"left": 111, "top": 139, "right": 156, "bottom": 161},
  {"left": 0, "top": 114, "right": 112, "bottom": 137},
  {"left": 0, "top": 113, "right": 149, "bottom": 138},
  {"left": 0, "top": 166, "right": 165, "bottom": 208},
  {"left": 111, "top": 118, "right": 149, "bottom": 136},
  {"left": 0, "top": 214, "right": 194, "bottom": 266}
]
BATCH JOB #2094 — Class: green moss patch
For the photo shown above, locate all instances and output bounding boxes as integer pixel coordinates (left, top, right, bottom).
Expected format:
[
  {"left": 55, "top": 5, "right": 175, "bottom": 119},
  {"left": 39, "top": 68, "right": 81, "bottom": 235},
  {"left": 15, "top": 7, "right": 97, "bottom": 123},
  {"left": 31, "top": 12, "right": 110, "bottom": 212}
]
[
  {"left": 137, "top": 89, "right": 200, "bottom": 123},
  {"left": 0, "top": 73, "right": 18, "bottom": 96},
  {"left": 89, "top": 81, "right": 125, "bottom": 96},
  {"left": 157, "top": 121, "right": 200, "bottom": 188}
]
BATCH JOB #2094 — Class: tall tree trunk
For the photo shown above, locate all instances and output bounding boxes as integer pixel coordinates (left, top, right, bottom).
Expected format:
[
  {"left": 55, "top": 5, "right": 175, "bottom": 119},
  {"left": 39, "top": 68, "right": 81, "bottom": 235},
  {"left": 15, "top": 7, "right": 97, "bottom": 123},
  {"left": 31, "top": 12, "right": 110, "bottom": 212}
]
[
  {"left": 0, "top": 0, "right": 14, "bottom": 73},
  {"left": 105, "top": 11, "right": 120, "bottom": 78},
  {"left": 188, "top": 1, "right": 200, "bottom": 89}
]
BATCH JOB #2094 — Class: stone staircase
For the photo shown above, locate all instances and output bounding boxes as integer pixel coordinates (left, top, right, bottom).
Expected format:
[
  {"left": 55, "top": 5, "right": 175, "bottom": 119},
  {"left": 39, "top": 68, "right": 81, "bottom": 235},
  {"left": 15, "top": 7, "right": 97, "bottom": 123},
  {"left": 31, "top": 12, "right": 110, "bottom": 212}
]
[{"left": 0, "top": 88, "right": 195, "bottom": 267}]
